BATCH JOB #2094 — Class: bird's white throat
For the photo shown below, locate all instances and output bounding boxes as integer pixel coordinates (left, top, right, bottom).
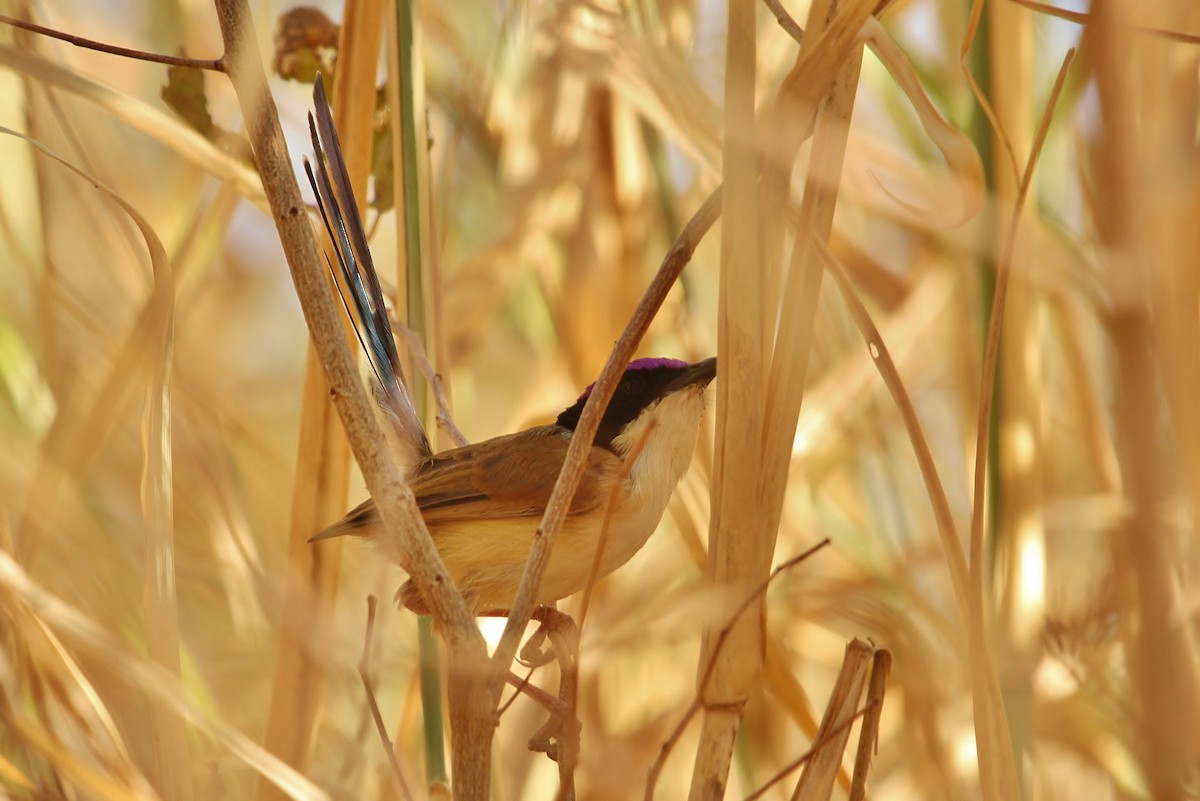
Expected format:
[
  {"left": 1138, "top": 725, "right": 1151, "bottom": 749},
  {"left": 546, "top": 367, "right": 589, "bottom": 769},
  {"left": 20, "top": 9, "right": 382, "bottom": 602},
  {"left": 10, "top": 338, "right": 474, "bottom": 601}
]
[{"left": 610, "top": 386, "right": 707, "bottom": 504}]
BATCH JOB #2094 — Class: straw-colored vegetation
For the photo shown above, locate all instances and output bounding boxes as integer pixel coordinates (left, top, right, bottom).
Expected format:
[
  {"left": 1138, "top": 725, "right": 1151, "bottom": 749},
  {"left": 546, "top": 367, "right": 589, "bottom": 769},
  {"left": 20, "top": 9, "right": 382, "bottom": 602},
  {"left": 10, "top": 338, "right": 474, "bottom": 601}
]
[{"left": 2, "top": 0, "right": 1198, "bottom": 799}]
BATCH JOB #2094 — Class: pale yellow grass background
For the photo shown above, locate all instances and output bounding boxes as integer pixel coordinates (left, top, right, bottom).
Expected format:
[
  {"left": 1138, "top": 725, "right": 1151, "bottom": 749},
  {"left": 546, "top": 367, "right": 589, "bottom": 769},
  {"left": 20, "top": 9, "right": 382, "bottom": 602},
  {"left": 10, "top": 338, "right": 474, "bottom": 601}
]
[{"left": 1, "top": 0, "right": 1197, "bottom": 799}]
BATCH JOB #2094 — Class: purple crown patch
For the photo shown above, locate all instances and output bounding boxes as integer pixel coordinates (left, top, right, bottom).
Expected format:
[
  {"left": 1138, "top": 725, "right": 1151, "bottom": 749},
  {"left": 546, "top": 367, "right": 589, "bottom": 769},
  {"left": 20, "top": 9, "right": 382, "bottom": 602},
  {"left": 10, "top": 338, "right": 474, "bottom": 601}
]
[
  {"left": 625, "top": 357, "right": 689, "bottom": 371},
  {"left": 573, "top": 357, "right": 691, "bottom": 402}
]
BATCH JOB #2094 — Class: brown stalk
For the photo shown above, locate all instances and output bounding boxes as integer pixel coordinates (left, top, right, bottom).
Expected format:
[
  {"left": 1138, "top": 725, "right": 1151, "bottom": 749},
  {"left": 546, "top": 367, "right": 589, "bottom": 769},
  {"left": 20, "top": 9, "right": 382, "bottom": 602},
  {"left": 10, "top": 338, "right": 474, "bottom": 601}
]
[
  {"left": 687, "top": 0, "right": 767, "bottom": 792},
  {"left": 1094, "top": 1, "right": 1200, "bottom": 794},
  {"left": 208, "top": 2, "right": 490, "bottom": 798}
]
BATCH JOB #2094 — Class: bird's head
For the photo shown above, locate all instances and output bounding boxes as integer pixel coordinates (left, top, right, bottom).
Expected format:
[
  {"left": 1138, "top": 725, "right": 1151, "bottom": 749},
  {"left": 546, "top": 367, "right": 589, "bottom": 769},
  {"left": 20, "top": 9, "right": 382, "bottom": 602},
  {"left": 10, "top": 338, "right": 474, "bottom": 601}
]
[{"left": 556, "top": 357, "right": 717, "bottom": 494}]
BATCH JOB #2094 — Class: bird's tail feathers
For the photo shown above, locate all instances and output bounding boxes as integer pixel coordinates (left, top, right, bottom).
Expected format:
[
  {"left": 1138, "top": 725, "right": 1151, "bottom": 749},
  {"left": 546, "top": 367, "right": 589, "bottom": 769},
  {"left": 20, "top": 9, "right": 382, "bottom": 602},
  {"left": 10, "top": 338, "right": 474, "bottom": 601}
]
[{"left": 303, "top": 75, "right": 432, "bottom": 463}]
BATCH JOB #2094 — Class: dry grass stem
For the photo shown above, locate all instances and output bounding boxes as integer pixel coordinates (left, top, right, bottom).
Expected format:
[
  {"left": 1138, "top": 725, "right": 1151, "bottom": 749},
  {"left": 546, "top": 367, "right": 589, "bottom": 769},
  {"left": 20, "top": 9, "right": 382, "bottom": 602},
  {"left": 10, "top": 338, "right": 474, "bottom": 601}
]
[
  {"left": 792, "top": 639, "right": 874, "bottom": 801},
  {"left": 693, "top": 0, "right": 865, "bottom": 795},
  {"left": 848, "top": 650, "right": 891, "bottom": 801}
]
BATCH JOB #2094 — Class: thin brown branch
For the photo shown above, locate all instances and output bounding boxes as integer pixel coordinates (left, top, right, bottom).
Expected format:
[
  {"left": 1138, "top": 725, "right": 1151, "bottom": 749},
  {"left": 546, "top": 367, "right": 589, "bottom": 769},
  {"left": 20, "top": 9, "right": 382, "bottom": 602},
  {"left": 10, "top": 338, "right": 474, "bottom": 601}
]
[
  {"left": 743, "top": 702, "right": 876, "bottom": 801},
  {"left": 0, "top": 13, "right": 225, "bottom": 71},
  {"left": 644, "top": 540, "right": 830, "bottom": 800},
  {"left": 498, "top": 669, "right": 536, "bottom": 719},
  {"left": 503, "top": 671, "right": 564, "bottom": 713},
  {"left": 357, "top": 597, "right": 415, "bottom": 801},
  {"left": 488, "top": 186, "right": 723, "bottom": 685},
  {"left": 1005, "top": 0, "right": 1200, "bottom": 43},
  {"left": 762, "top": 0, "right": 805, "bottom": 43}
]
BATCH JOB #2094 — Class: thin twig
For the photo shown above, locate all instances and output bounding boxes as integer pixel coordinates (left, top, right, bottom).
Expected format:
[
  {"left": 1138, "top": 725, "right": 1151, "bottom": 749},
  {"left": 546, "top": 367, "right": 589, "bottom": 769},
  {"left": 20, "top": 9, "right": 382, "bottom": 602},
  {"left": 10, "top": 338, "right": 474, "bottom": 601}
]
[
  {"left": 489, "top": 186, "right": 723, "bottom": 690},
  {"left": 498, "top": 669, "right": 536, "bottom": 718},
  {"left": 503, "top": 671, "right": 565, "bottom": 713},
  {"left": 761, "top": 0, "right": 805, "bottom": 43},
  {"left": 643, "top": 540, "right": 831, "bottom": 800},
  {"left": 358, "top": 597, "right": 415, "bottom": 801},
  {"left": 1005, "top": 0, "right": 1200, "bottom": 43},
  {"left": 395, "top": 325, "right": 470, "bottom": 448},
  {"left": 0, "top": 13, "right": 225, "bottom": 71},
  {"left": 743, "top": 702, "right": 877, "bottom": 801}
]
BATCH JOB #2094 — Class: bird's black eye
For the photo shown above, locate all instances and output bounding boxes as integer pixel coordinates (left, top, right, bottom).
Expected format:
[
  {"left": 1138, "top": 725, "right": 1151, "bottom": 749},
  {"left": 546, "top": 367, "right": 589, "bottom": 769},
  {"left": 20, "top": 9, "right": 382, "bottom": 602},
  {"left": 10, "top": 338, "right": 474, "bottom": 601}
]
[{"left": 622, "top": 374, "right": 645, "bottom": 396}]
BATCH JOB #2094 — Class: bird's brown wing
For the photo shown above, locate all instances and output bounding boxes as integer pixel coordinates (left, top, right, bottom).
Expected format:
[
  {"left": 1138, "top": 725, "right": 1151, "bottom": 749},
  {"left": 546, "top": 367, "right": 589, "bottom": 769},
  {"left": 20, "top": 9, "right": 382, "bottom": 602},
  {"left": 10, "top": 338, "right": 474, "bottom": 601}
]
[{"left": 310, "top": 425, "right": 621, "bottom": 539}]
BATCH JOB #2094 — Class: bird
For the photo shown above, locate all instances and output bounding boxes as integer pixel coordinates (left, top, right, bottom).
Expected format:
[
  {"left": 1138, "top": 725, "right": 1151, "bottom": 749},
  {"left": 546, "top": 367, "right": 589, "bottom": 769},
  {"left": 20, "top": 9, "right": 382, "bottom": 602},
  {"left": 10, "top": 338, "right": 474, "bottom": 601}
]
[
  {"left": 313, "top": 356, "right": 716, "bottom": 614},
  {"left": 302, "top": 76, "right": 715, "bottom": 615}
]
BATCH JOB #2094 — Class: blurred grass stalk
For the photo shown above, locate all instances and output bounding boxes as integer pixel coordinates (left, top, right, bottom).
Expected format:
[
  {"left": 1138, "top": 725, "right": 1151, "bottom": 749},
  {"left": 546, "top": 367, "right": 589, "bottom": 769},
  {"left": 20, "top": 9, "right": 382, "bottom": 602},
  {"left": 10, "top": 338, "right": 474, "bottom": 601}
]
[
  {"left": 385, "top": 0, "right": 449, "bottom": 787},
  {"left": 690, "top": 0, "right": 762, "bottom": 791},
  {"left": 981, "top": 0, "right": 1039, "bottom": 795},
  {"left": 792, "top": 639, "right": 873, "bottom": 801},
  {"left": 253, "top": 1, "right": 384, "bottom": 799},
  {"left": 1093, "top": 1, "right": 1200, "bottom": 797}
]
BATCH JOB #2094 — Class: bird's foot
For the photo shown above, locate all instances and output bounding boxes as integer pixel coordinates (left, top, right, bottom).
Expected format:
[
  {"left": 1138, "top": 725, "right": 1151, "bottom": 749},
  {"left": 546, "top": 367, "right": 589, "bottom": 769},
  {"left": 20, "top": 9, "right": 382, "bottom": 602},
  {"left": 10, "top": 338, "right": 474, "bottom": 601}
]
[
  {"left": 506, "top": 672, "right": 581, "bottom": 764},
  {"left": 518, "top": 606, "right": 579, "bottom": 669}
]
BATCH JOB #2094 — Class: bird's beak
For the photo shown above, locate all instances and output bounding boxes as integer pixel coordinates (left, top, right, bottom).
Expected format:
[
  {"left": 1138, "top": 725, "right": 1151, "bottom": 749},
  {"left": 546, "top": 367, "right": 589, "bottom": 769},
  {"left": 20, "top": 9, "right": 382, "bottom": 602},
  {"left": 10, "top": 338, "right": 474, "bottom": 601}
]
[{"left": 666, "top": 357, "right": 717, "bottom": 393}]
